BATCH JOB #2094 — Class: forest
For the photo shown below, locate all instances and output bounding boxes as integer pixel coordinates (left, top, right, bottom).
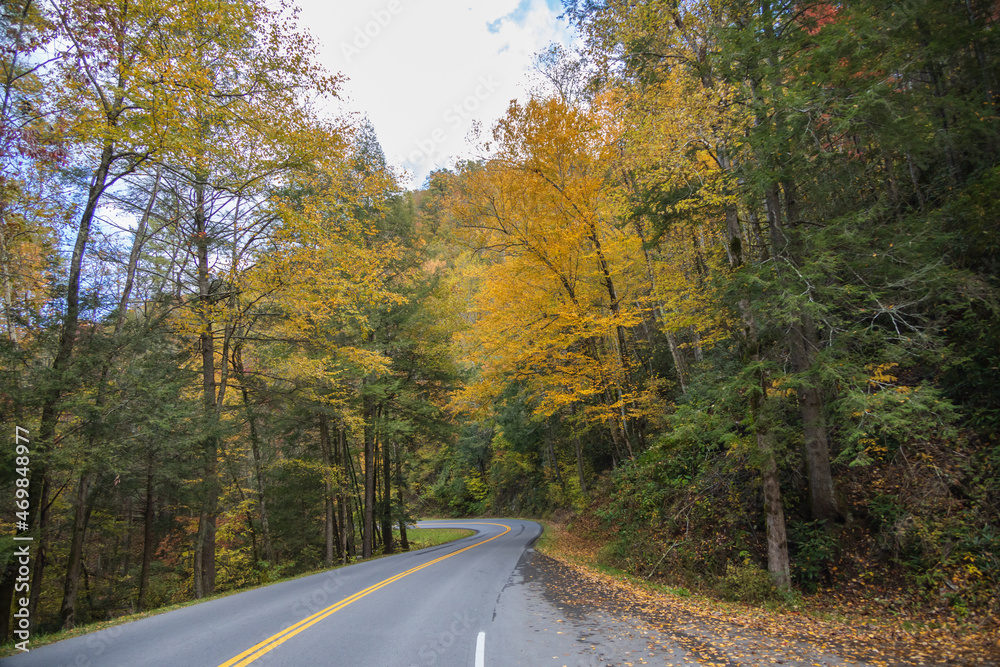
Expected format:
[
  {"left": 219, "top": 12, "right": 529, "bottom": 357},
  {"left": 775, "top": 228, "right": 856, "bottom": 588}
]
[{"left": 2, "top": 0, "right": 999, "bottom": 642}]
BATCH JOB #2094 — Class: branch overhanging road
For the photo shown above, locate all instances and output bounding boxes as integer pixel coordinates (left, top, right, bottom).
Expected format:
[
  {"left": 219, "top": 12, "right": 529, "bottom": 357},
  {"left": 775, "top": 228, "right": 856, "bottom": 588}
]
[{"left": 3, "top": 519, "right": 880, "bottom": 666}]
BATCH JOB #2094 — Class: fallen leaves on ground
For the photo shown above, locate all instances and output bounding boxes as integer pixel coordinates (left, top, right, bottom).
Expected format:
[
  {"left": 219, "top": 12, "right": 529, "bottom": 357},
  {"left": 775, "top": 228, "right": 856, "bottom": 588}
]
[{"left": 535, "top": 521, "right": 999, "bottom": 666}]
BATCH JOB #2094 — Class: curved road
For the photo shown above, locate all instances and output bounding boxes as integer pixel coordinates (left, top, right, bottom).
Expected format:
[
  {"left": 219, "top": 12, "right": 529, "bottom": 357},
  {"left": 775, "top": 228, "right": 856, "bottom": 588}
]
[
  {"left": 5, "top": 519, "right": 657, "bottom": 667},
  {"left": 2, "top": 519, "right": 893, "bottom": 666}
]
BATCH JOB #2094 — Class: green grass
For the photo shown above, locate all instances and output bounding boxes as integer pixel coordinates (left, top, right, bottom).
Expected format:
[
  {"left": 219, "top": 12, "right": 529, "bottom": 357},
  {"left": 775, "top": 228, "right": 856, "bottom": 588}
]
[
  {"left": 400, "top": 527, "right": 476, "bottom": 549},
  {"left": 533, "top": 521, "right": 556, "bottom": 552},
  {"left": 0, "top": 526, "right": 475, "bottom": 658}
]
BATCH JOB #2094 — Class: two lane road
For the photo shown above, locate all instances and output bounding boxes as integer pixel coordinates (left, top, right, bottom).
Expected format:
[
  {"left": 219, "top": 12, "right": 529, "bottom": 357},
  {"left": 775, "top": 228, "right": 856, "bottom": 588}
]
[
  {"left": 3, "top": 520, "right": 878, "bottom": 666},
  {"left": 4, "top": 520, "right": 547, "bottom": 666}
]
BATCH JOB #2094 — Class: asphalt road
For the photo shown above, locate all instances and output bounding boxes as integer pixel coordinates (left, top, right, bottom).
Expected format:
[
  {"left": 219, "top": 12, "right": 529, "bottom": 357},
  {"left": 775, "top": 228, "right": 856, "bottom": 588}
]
[
  {"left": 3, "top": 519, "right": 894, "bottom": 666},
  {"left": 4, "top": 519, "right": 687, "bottom": 667}
]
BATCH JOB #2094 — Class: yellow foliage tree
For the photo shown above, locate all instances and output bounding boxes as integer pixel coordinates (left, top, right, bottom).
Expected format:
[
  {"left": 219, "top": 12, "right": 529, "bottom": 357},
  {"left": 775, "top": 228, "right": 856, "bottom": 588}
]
[{"left": 451, "top": 96, "right": 653, "bottom": 459}]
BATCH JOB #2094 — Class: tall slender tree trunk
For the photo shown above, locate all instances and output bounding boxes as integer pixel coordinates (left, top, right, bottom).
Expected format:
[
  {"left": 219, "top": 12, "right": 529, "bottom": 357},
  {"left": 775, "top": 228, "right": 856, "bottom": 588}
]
[
  {"left": 632, "top": 213, "right": 689, "bottom": 393},
  {"left": 772, "top": 180, "right": 841, "bottom": 523},
  {"left": 59, "top": 473, "right": 94, "bottom": 629},
  {"left": 32, "top": 138, "right": 117, "bottom": 623},
  {"left": 337, "top": 425, "right": 352, "bottom": 562},
  {"left": 138, "top": 453, "right": 156, "bottom": 611},
  {"left": 235, "top": 350, "right": 274, "bottom": 564},
  {"left": 345, "top": 426, "right": 362, "bottom": 560},
  {"left": 362, "top": 395, "right": 376, "bottom": 559},
  {"left": 194, "top": 177, "right": 217, "bottom": 598},
  {"left": 575, "top": 435, "right": 587, "bottom": 495},
  {"left": 759, "top": 433, "right": 791, "bottom": 589},
  {"left": 319, "top": 415, "right": 337, "bottom": 566},
  {"left": 545, "top": 425, "right": 564, "bottom": 490},
  {"left": 380, "top": 412, "right": 394, "bottom": 555},
  {"left": 381, "top": 444, "right": 394, "bottom": 555},
  {"left": 60, "top": 166, "right": 161, "bottom": 630},
  {"left": 394, "top": 443, "right": 409, "bottom": 551},
  {"left": 724, "top": 191, "right": 792, "bottom": 590}
]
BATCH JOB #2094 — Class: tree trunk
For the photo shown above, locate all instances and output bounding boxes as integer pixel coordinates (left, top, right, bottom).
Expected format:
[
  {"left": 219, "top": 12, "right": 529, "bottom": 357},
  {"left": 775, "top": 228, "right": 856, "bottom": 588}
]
[
  {"left": 632, "top": 214, "right": 689, "bottom": 393},
  {"left": 31, "top": 138, "right": 116, "bottom": 623},
  {"left": 381, "top": 428, "right": 394, "bottom": 555},
  {"left": 790, "top": 317, "right": 841, "bottom": 523},
  {"left": 589, "top": 219, "right": 638, "bottom": 451},
  {"left": 394, "top": 443, "right": 409, "bottom": 551},
  {"left": 778, "top": 180, "right": 841, "bottom": 523},
  {"left": 338, "top": 425, "right": 351, "bottom": 563},
  {"left": 665, "top": 331, "right": 688, "bottom": 394},
  {"left": 235, "top": 351, "right": 275, "bottom": 564},
  {"left": 115, "top": 167, "right": 161, "bottom": 330},
  {"left": 362, "top": 395, "right": 375, "bottom": 559},
  {"left": 546, "top": 426, "right": 564, "bottom": 490},
  {"left": 194, "top": 176, "right": 217, "bottom": 598},
  {"left": 727, "top": 185, "right": 792, "bottom": 589},
  {"left": 59, "top": 472, "right": 95, "bottom": 629},
  {"left": 138, "top": 454, "right": 156, "bottom": 611},
  {"left": 345, "top": 426, "right": 361, "bottom": 561},
  {"left": 760, "top": 434, "right": 791, "bottom": 590},
  {"left": 0, "top": 559, "right": 15, "bottom": 643},
  {"left": 319, "top": 415, "right": 336, "bottom": 566},
  {"left": 60, "top": 163, "right": 161, "bottom": 630}
]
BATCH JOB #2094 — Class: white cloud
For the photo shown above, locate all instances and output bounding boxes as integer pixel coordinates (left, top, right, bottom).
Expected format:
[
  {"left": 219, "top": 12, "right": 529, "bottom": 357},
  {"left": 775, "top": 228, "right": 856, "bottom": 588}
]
[{"left": 294, "top": 0, "right": 576, "bottom": 188}]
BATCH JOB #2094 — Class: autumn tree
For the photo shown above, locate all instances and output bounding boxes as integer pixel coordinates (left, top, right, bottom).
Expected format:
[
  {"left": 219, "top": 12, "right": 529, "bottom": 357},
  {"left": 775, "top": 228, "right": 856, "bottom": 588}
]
[{"left": 451, "top": 96, "right": 662, "bottom": 465}]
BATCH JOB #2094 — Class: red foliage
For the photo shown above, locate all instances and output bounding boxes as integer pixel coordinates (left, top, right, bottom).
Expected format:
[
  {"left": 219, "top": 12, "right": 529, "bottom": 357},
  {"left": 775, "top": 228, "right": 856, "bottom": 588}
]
[{"left": 799, "top": 2, "right": 840, "bottom": 35}]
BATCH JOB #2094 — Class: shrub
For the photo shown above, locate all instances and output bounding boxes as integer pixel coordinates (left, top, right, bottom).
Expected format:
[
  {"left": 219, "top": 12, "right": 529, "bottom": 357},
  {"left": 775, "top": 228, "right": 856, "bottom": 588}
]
[{"left": 719, "top": 561, "right": 780, "bottom": 604}]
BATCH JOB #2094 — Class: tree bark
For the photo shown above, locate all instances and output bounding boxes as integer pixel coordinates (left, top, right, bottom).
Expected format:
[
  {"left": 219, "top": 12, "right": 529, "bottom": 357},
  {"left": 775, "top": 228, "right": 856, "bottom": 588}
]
[
  {"left": 59, "top": 472, "right": 95, "bottom": 629},
  {"left": 394, "top": 443, "right": 409, "bottom": 551},
  {"left": 778, "top": 180, "right": 841, "bottom": 523},
  {"left": 575, "top": 435, "right": 587, "bottom": 495},
  {"left": 319, "top": 414, "right": 336, "bottom": 566},
  {"left": 381, "top": 430, "right": 394, "bottom": 555},
  {"left": 362, "top": 394, "right": 375, "bottom": 559},
  {"left": 138, "top": 454, "right": 156, "bottom": 611},
  {"left": 760, "top": 434, "right": 791, "bottom": 590},
  {"left": 194, "top": 176, "right": 217, "bottom": 598},
  {"left": 337, "top": 425, "right": 352, "bottom": 562},
  {"left": 235, "top": 349, "right": 275, "bottom": 564}
]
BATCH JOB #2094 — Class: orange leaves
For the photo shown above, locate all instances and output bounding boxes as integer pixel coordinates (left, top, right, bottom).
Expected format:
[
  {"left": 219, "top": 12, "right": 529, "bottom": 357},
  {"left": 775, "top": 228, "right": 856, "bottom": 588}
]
[
  {"left": 866, "top": 362, "right": 899, "bottom": 389},
  {"left": 449, "top": 97, "right": 651, "bottom": 429}
]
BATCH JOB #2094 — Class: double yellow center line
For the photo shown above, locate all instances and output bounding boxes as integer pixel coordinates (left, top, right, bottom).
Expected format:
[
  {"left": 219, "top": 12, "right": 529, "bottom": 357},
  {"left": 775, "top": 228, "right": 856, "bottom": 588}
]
[{"left": 218, "top": 522, "right": 512, "bottom": 667}]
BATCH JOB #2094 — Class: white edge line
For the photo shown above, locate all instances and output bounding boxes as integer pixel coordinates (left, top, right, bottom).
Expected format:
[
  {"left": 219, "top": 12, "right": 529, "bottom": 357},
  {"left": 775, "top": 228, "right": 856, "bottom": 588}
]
[{"left": 475, "top": 631, "right": 485, "bottom": 667}]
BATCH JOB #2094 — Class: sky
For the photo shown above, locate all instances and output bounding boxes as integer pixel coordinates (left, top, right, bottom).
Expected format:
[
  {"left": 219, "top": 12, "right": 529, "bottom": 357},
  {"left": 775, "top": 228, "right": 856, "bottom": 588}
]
[{"left": 294, "top": 0, "right": 578, "bottom": 189}]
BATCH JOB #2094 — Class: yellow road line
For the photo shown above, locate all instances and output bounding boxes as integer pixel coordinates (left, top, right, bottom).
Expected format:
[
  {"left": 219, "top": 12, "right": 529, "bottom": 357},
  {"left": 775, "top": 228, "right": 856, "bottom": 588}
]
[{"left": 218, "top": 522, "right": 512, "bottom": 667}]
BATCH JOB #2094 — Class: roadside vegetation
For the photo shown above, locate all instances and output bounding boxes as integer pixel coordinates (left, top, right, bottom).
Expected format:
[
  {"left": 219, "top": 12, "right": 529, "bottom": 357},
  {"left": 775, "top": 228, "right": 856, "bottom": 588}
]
[
  {"left": 417, "top": 0, "right": 1000, "bottom": 645},
  {"left": 534, "top": 519, "right": 998, "bottom": 665},
  {"left": 2, "top": 0, "right": 998, "bottom": 650}
]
